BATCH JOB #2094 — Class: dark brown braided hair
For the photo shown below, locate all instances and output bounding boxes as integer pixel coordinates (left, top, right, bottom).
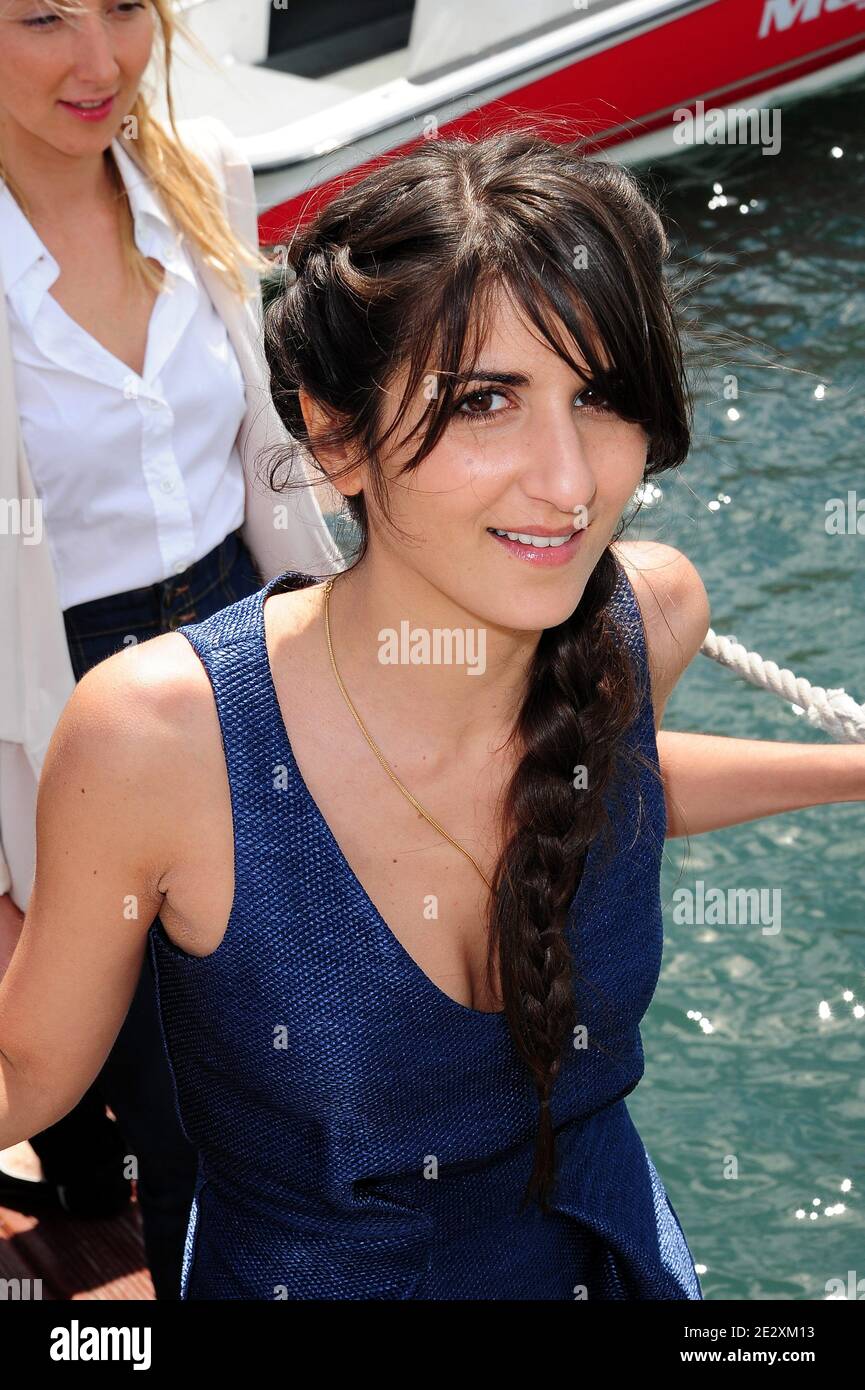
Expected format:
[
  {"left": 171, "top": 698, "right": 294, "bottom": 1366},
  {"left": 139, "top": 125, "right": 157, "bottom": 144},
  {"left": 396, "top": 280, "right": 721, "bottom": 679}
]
[{"left": 261, "top": 124, "right": 693, "bottom": 1211}]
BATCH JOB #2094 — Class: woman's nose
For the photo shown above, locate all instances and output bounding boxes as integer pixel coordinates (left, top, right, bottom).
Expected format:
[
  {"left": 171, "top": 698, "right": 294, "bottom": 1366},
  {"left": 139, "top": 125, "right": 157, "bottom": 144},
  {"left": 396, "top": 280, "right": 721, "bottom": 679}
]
[
  {"left": 67, "top": 14, "right": 122, "bottom": 88},
  {"left": 518, "top": 414, "right": 598, "bottom": 520}
]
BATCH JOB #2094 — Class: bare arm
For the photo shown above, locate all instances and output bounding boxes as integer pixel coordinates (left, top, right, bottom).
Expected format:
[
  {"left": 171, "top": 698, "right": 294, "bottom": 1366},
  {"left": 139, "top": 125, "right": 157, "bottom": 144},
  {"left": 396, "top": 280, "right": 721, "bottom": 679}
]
[
  {"left": 0, "top": 643, "right": 182, "bottom": 1148},
  {"left": 613, "top": 540, "right": 865, "bottom": 838},
  {"left": 657, "top": 730, "right": 864, "bottom": 837}
]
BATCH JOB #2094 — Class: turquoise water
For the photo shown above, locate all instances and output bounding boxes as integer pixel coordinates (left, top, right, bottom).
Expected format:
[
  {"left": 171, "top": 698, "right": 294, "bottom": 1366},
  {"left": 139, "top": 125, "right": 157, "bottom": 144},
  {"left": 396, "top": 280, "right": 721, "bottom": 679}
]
[{"left": 626, "top": 73, "right": 865, "bottom": 1300}]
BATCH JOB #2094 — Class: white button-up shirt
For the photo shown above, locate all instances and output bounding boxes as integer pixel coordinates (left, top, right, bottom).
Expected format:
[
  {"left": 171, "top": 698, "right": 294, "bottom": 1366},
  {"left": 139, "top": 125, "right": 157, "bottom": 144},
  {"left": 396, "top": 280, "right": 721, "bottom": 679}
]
[{"left": 0, "top": 136, "right": 247, "bottom": 609}]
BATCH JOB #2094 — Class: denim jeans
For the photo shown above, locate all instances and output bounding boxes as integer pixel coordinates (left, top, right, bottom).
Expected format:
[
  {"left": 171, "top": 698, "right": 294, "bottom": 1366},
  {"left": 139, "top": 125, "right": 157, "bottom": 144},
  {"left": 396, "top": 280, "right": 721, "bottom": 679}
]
[{"left": 27, "top": 527, "right": 263, "bottom": 1300}]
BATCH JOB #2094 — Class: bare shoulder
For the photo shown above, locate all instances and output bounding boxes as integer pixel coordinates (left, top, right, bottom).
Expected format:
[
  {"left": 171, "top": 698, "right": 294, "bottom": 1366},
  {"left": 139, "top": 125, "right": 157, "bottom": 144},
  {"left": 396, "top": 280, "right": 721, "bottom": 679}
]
[
  {"left": 610, "top": 540, "right": 711, "bottom": 729},
  {"left": 49, "top": 631, "right": 220, "bottom": 882},
  {"left": 67, "top": 629, "right": 217, "bottom": 750}
]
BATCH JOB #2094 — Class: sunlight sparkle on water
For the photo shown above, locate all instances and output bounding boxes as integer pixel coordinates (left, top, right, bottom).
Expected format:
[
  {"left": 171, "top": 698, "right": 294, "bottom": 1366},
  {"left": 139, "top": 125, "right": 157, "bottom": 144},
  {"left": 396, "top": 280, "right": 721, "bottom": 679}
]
[
  {"left": 634, "top": 480, "right": 663, "bottom": 507},
  {"left": 794, "top": 1180, "right": 852, "bottom": 1221},
  {"left": 686, "top": 1009, "right": 715, "bottom": 1034}
]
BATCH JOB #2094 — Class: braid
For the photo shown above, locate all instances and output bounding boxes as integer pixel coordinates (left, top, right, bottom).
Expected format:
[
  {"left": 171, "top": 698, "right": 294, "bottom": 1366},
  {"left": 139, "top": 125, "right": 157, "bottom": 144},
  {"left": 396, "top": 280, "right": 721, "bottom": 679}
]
[{"left": 488, "top": 546, "right": 643, "bottom": 1212}]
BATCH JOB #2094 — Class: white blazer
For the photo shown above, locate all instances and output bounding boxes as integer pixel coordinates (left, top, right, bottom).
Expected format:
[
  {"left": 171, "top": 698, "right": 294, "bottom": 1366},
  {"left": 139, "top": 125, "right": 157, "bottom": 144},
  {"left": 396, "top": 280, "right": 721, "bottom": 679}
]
[{"left": 0, "top": 115, "right": 345, "bottom": 908}]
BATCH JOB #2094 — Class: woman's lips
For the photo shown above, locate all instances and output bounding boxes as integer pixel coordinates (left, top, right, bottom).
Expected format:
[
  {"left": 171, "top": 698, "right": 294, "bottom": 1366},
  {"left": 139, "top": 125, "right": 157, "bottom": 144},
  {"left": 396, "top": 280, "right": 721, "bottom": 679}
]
[
  {"left": 486, "top": 527, "right": 588, "bottom": 566},
  {"left": 57, "top": 95, "right": 116, "bottom": 122}
]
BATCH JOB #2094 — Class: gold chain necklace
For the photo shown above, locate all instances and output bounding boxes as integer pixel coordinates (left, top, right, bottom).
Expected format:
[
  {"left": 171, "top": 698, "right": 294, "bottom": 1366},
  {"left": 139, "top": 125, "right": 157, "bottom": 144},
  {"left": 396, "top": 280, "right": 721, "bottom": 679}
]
[{"left": 323, "top": 577, "right": 493, "bottom": 892}]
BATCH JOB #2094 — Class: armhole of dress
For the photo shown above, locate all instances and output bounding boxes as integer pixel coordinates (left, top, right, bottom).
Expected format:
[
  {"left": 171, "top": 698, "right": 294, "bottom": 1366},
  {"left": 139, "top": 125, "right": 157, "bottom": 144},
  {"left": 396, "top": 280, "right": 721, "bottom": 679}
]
[
  {"left": 610, "top": 552, "right": 652, "bottom": 705},
  {"left": 606, "top": 550, "right": 667, "bottom": 811},
  {"left": 610, "top": 553, "right": 668, "bottom": 844},
  {"left": 156, "top": 620, "right": 251, "bottom": 963}
]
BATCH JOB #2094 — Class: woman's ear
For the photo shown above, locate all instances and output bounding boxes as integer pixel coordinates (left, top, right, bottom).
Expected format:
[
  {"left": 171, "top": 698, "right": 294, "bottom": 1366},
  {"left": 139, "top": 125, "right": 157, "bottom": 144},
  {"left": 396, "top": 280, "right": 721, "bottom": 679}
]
[{"left": 297, "top": 388, "right": 364, "bottom": 499}]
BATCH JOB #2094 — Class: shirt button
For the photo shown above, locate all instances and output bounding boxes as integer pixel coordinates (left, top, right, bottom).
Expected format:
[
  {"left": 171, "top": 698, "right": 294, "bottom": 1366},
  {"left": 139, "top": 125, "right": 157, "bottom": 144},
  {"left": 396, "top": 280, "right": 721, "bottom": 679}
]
[
  {"left": 160, "top": 478, "right": 174, "bottom": 493},
  {"left": 173, "top": 560, "right": 187, "bottom": 575}
]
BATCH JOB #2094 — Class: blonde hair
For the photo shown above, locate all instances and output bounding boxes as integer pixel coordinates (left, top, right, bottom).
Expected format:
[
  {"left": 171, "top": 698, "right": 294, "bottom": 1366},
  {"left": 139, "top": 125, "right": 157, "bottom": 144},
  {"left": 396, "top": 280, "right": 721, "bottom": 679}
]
[{"left": 0, "top": 0, "right": 271, "bottom": 300}]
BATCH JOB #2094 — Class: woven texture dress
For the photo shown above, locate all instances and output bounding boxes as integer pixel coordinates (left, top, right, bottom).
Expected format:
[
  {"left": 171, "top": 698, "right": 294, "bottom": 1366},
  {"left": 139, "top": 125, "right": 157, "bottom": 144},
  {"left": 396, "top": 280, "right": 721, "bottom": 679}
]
[{"left": 149, "top": 557, "right": 703, "bottom": 1300}]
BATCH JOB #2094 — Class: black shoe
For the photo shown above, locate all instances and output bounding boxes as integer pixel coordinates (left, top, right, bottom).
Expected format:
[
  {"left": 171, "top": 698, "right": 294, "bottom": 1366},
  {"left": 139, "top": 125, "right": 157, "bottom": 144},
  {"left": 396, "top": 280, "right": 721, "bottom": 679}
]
[
  {"left": 0, "top": 1169, "right": 61, "bottom": 1215},
  {"left": 0, "top": 1164, "right": 132, "bottom": 1219}
]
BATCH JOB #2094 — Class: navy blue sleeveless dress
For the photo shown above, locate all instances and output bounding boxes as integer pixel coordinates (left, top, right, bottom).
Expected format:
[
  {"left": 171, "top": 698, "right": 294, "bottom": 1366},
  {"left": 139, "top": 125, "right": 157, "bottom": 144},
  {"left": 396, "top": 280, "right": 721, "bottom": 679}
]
[{"left": 149, "top": 558, "right": 703, "bottom": 1300}]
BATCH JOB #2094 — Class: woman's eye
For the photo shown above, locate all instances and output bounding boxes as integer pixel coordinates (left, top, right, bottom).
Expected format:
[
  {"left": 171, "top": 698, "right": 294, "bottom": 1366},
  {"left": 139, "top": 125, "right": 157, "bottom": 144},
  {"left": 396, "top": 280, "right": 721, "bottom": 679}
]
[
  {"left": 575, "top": 385, "right": 614, "bottom": 413},
  {"left": 24, "top": 1, "right": 145, "bottom": 23},
  {"left": 453, "top": 383, "right": 616, "bottom": 423},
  {"left": 454, "top": 388, "right": 510, "bottom": 422}
]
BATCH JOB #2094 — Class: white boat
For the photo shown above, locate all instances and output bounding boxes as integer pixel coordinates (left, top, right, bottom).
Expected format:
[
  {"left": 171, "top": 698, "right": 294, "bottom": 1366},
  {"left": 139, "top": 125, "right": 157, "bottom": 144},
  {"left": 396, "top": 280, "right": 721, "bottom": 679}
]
[{"left": 159, "top": 0, "right": 865, "bottom": 242}]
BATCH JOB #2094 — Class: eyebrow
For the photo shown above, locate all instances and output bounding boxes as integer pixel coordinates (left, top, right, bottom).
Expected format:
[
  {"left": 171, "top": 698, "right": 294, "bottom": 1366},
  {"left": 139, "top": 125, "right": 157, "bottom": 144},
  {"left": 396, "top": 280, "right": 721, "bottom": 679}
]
[
  {"left": 447, "top": 364, "right": 599, "bottom": 388},
  {"left": 448, "top": 369, "right": 532, "bottom": 387}
]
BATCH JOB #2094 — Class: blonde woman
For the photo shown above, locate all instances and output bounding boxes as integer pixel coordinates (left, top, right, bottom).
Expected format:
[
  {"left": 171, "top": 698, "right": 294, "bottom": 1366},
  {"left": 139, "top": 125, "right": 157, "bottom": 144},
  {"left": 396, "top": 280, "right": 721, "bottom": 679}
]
[{"left": 0, "top": 0, "right": 341, "bottom": 1298}]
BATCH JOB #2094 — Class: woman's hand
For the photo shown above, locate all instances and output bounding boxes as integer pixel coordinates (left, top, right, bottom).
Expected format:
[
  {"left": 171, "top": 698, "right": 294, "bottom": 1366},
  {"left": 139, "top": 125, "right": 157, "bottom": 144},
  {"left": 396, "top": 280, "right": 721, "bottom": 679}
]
[{"left": 0, "top": 893, "right": 24, "bottom": 983}]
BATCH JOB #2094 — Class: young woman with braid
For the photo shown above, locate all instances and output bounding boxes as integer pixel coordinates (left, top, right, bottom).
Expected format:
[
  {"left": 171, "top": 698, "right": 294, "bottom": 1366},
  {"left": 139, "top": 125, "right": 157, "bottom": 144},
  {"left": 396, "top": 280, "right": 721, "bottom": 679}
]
[{"left": 2, "top": 128, "right": 862, "bottom": 1299}]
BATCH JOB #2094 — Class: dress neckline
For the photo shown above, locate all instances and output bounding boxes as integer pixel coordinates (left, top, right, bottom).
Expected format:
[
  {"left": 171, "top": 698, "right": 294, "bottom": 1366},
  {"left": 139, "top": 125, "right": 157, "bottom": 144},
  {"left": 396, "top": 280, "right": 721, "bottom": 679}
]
[
  {"left": 252, "top": 569, "right": 611, "bottom": 1025},
  {"left": 255, "top": 570, "right": 514, "bottom": 1020}
]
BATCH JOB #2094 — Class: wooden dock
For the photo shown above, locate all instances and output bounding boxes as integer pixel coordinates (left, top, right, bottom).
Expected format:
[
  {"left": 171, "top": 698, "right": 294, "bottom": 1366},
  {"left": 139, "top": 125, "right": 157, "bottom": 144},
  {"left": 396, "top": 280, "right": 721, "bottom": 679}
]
[{"left": 0, "top": 1143, "right": 153, "bottom": 1300}]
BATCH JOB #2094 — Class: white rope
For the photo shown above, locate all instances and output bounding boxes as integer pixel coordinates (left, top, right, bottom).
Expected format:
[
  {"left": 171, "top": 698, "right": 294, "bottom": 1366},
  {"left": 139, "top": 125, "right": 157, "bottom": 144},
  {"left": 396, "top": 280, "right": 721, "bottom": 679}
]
[{"left": 700, "top": 630, "right": 865, "bottom": 744}]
